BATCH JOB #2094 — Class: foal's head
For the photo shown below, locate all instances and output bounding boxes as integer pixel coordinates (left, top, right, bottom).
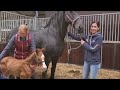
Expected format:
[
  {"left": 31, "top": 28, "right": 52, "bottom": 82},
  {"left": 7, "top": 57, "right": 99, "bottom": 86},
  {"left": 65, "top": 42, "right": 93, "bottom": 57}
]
[
  {"left": 35, "top": 48, "right": 45, "bottom": 63},
  {"left": 34, "top": 48, "right": 47, "bottom": 69}
]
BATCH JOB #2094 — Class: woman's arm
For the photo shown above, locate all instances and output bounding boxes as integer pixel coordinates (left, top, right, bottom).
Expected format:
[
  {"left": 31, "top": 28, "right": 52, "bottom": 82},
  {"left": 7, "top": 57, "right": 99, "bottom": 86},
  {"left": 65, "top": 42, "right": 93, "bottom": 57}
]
[
  {"left": 0, "top": 35, "right": 15, "bottom": 60},
  {"left": 30, "top": 37, "right": 36, "bottom": 52},
  {"left": 82, "top": 36, "right": 103, "bottom": 53},
  {"left": 68, "top": 32, "right": 86, "bottom": 41}
]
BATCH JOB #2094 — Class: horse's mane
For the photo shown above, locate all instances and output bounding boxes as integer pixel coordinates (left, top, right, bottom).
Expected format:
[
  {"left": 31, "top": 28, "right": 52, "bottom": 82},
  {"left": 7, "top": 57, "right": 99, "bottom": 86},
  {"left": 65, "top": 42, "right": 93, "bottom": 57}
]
[{"left": 44, "top": 11, "right": 64, "bottom": 28}]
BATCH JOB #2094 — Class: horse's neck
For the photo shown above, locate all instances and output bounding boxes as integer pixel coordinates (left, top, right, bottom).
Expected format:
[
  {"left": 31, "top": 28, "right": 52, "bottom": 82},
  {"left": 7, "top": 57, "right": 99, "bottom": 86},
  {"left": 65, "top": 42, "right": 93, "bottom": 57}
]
[
  {"left": 25, "top": 52, "right": 35, "bottom": 63},
  {"left": 47, "top": 12, "right": 68, "bottom": 40}
]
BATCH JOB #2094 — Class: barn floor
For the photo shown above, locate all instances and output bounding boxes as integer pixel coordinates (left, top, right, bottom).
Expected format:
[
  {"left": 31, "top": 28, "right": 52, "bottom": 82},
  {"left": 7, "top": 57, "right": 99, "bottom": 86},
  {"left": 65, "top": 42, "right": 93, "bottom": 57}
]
[{"left": 34, "top": 63, "right": 120, "bottom": 79}]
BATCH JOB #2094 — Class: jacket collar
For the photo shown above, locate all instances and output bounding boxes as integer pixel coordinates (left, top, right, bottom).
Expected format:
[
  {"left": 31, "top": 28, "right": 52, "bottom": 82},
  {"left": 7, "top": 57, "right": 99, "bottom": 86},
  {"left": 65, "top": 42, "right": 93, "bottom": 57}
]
[
  {"left": 17, "top": 34, "right": 29, "bottom": 41},
  {"left": 88, "top": 32, "right": 101, "bottom": 37}
]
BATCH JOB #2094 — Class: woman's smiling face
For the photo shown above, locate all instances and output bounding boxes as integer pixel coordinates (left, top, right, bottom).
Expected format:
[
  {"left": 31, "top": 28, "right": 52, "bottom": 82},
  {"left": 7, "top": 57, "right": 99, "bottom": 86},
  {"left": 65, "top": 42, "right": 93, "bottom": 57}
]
[{"left": 90, "top": 22, "right": 99, "bottom": 34}]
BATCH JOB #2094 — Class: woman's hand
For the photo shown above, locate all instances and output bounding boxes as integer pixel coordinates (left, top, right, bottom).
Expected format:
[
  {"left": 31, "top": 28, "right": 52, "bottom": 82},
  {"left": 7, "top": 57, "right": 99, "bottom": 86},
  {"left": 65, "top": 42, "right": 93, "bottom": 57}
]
[{"left": 80, "top": 39, "right": 85, "bottom": 45}]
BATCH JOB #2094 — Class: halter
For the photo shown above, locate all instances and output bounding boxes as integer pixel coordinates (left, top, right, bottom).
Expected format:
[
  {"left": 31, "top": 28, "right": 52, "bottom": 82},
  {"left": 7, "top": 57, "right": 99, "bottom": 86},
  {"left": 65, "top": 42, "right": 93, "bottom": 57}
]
[
  {"left": 66, "top": 14, "right": 82, "bottom": 63},
  {"left": 66, "top": 14, "right": 81, "bottom": 28}
]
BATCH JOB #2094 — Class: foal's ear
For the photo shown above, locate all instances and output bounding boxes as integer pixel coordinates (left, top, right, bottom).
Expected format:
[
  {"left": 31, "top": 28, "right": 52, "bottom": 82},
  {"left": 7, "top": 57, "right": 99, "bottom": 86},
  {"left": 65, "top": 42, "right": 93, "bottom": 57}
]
[
  {"left": 41, "top": 48, "right": 45, "bottom": 52},
  {"left": 36, "top": 49, "right": 40, "bottom": 54}
]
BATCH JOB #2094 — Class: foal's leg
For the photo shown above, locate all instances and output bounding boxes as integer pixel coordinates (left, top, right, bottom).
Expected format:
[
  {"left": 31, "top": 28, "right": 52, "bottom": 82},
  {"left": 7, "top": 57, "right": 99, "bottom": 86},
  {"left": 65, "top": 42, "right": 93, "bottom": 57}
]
[
  {"left": 20, "top": 72, "right": 28, "bottom": 79},
  {"left": 9, "top": 75, "right": 15, "bottom": 79},
  {"left": 42, "top": 59, "right": 50, "bottom": 79}
]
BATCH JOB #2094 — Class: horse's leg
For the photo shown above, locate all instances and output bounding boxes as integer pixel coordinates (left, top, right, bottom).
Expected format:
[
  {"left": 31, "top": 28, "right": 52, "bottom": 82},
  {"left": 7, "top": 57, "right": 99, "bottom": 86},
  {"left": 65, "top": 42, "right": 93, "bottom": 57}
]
[
  {"left": 50, "top": 58, "right": 58, "bottom": 79},
  {"left": 42, "top": 59, "right": 50, "bottom": 79}
]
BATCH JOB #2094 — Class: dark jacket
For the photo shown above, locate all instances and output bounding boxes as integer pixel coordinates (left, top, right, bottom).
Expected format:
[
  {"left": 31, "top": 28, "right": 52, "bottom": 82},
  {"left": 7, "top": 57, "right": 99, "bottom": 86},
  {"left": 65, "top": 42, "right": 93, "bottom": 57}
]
[
  {"left": 0, "top": 34, "right": 36, "bottom": 60},
  {"left": 68, "top": 32, "right": 103, "bottom": 65}
]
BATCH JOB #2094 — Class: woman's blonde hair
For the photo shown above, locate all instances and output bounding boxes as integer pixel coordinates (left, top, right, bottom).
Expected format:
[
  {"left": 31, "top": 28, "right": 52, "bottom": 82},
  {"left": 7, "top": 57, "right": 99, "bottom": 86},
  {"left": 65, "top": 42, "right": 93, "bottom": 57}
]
[{"left": 18, "top": 24, "right": 29, "bottom": 32}]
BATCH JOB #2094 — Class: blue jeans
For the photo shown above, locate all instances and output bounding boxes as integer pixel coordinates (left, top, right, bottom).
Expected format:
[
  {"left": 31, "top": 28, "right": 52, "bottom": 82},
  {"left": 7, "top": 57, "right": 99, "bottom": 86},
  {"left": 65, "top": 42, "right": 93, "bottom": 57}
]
[{"left": 82, "top": 61, "right": 101, "bottom": 79}]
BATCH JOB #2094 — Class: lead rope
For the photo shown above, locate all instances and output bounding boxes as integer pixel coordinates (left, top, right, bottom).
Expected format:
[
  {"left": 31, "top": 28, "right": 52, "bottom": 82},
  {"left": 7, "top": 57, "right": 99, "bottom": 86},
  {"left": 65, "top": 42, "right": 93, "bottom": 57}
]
[{"left": 67, "top": 18, "right": 82, "bottom": 63}]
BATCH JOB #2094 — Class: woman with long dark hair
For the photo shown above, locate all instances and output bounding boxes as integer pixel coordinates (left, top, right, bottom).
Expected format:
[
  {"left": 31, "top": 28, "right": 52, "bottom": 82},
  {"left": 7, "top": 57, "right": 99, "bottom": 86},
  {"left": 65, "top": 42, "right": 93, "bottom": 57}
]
[{"left": 68, "top": 21, "right": 103, "bottom": 79}]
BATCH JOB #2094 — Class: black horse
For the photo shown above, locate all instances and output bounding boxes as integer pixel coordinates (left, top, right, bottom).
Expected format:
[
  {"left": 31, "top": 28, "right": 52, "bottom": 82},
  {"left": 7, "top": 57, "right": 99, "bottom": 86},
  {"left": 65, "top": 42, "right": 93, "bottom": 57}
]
[{"left": 6, "top": 11, "right": 83, "bottom": 79}]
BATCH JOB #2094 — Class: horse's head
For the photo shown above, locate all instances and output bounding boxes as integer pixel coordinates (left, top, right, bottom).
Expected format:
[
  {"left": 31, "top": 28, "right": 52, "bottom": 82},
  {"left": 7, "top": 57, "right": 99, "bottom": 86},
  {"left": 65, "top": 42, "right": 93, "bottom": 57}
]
[
  {"left": 65, "top": 11, "right": 84, "bottom": 34},
  {"left": 35, "top": 48, "right": 47, "bottom": 69}
]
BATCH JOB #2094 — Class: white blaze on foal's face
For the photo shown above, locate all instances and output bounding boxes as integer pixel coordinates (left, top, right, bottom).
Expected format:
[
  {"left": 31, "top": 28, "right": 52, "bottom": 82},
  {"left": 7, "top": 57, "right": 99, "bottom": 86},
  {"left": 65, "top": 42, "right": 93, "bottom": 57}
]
[
  {"left": 41, "top": 54, "right": 47, "bottom": 69},
  {"left": 41, "top": 53, "right": 47, "bottom": 68},
  {"left": 36, "top": 48, "right": 47, "bottom": 69}
]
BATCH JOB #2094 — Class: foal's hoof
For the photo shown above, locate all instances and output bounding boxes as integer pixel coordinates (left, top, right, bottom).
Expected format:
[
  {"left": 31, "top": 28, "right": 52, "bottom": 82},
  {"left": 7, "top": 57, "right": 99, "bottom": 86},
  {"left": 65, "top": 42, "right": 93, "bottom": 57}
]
[
  {"left": 9, "top": 75, "right": 15, "bottom": 79},
  {"left": 49, "top": 76, "right": 54, "bottom": 79}
]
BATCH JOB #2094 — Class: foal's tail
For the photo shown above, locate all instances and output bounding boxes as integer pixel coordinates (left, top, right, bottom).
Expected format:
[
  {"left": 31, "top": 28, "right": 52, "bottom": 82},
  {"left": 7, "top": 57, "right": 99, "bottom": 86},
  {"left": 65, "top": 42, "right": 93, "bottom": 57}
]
[{"left": 0, "top": 62, "right": 7, "bottom": 74}]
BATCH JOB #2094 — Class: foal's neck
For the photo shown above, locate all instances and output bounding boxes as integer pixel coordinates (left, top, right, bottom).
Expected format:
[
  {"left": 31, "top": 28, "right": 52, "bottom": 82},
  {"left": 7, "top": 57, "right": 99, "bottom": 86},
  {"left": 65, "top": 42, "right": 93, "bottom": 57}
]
[{"left": 25, "top": 52, "right": 35, "bottom": 63}]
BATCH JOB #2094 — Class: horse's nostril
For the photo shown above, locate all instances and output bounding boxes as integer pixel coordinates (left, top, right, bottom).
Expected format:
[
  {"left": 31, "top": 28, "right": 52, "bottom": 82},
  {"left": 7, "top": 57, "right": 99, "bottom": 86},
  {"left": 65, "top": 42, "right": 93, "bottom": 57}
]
[
  {"left": 78, "top": 27, "right": 83, "bottom": 34},
  {"left": 78, "top": 29, "right": 81, "bottom": 34}
]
